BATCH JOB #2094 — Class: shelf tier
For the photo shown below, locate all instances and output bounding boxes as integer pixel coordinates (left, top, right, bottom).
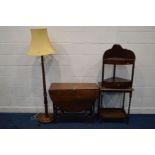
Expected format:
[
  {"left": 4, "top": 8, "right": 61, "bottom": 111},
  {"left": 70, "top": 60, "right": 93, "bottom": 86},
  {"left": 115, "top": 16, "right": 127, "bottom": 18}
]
[
  {"left": 104, "top": 58, "right": 135, "bottom": 65},
  {"left": 100, "top": 108, "right": 128, "bottom": 121},
  {"left": 98, "top": 82, "right": 133, "bottom": 92},
  {"left": 102, "top": 77, "right": 132, "bottom": 89}
]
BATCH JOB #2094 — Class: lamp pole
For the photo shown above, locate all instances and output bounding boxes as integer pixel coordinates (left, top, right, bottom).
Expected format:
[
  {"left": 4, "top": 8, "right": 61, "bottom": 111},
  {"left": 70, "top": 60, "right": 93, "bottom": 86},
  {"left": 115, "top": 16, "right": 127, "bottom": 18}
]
[
  {"left": 41, "top": 56, "right": 48, "bottom": 116},
  {"left": 37, "top": 56, "right": 54, "bottom": 123}
]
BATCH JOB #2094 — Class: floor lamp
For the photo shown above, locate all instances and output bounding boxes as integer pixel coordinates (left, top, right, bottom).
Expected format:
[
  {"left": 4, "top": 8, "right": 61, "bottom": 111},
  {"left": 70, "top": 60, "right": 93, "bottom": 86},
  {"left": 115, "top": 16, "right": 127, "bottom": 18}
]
[{"left": 27, "top": 28, "right": 55, "bottom": 123}]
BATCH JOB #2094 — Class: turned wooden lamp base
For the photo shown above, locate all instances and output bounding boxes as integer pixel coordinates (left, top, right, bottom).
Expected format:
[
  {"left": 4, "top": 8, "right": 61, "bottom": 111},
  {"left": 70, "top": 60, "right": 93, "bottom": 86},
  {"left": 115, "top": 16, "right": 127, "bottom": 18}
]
[{"left": 37, "top": 113, "right": 54, "bottom": 123}]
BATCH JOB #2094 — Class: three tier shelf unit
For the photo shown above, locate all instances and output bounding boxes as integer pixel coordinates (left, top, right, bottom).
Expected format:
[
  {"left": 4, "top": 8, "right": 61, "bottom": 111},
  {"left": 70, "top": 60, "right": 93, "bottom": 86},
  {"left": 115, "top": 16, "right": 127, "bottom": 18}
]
[{"left": 98, "top": 44, "right": 136, "bottom": 122}]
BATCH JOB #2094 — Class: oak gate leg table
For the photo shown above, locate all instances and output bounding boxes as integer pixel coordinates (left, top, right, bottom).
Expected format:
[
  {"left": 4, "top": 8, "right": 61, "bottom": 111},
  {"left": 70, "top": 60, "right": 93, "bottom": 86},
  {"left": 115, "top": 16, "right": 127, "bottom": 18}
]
[{"left": 49, "top": 83, "right": 99, "bottom": 121}]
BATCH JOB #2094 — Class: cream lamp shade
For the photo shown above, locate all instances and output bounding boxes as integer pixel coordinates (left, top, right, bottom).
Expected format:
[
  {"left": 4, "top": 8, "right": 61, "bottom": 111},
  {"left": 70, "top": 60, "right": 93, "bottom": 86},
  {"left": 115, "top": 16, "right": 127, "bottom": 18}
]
[{"left": 27, "top": 28, "right": 55, "bottom": 56}]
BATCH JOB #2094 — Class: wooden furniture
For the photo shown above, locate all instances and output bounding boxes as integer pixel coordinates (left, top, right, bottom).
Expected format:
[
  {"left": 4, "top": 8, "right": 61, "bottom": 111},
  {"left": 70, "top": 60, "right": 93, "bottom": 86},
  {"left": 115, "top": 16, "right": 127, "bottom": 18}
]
[
  {"left": 99, "top": 44, "right": 136, "bottom": 122},
  {"left": 27, "top": 29, "right": 55, "bottom": 123},
  {"left": 49, "top": 83, "right": 99, "bottom": 120}
]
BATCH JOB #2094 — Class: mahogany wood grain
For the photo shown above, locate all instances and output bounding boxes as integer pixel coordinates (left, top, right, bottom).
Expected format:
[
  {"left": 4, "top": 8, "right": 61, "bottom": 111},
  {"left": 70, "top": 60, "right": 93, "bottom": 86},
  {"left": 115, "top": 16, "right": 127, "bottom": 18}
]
[{"left": 49, "top": 83, "right": 99, "bottom": 114}]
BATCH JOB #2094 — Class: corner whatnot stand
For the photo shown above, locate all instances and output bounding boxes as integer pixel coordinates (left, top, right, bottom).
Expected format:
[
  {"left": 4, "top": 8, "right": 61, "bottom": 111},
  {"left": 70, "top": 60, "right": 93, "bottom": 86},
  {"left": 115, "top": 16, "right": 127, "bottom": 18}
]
[{"left": 98, "top": 45, "right": 136, "bottom": 122}]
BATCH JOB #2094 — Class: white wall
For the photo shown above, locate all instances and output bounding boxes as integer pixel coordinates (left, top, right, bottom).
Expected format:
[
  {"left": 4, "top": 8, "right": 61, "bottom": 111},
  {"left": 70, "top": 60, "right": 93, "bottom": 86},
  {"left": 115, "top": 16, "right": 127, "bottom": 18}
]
[{"left": 0, "top": 26, "right": 155, "bottom": 113}]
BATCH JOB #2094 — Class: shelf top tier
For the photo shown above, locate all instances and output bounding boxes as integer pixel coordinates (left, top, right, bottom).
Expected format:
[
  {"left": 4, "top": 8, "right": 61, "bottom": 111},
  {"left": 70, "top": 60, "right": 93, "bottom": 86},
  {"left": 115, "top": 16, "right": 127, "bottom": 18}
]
[
  {"left": 103, "top": 44, "right": 136, "bottom": 65},
  {"left": 104, "top": 58, "right": 135, "bottom": 64}
]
